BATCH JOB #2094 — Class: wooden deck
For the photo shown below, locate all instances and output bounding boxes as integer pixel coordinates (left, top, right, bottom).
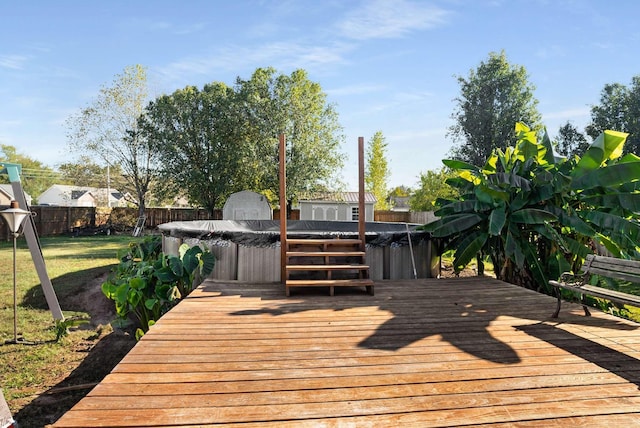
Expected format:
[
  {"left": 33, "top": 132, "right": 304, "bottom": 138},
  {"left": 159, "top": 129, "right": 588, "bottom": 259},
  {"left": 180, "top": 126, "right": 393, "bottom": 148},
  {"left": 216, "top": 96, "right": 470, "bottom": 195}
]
[{"left": 52, "top": 277, "right": 640, "bottom": 427}]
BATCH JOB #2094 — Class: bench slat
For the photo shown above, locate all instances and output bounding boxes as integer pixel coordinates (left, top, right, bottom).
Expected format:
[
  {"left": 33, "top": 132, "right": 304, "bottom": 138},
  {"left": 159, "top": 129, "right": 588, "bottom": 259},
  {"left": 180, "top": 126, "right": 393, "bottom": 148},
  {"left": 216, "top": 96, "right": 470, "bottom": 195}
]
[
  {"left": 584, "top": 266, "right": 640, "bottom": 284},
  {"left": 553, "top": 282, "right": 640, "bottom": 306},
  {"left": 550, "top": 254, "right": 640, "bottom": 318}
]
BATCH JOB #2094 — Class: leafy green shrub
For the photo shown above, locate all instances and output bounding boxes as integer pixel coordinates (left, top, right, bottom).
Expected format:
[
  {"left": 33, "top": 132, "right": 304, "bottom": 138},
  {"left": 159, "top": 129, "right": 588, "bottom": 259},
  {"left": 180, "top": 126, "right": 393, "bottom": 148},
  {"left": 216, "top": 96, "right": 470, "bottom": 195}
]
[
  {"left": 102, "top": 235, "right": 215, "bottom": 338},
  {"left": 423, "top": 123, "right": 640, "bottom": 292}
]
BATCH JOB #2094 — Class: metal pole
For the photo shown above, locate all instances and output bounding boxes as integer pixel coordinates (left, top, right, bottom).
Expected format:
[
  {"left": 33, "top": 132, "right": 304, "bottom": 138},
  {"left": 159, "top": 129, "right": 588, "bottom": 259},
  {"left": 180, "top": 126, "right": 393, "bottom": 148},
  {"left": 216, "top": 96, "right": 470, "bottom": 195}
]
[{"left": 12, "top": 233, "right": 18, "bottom": 342}]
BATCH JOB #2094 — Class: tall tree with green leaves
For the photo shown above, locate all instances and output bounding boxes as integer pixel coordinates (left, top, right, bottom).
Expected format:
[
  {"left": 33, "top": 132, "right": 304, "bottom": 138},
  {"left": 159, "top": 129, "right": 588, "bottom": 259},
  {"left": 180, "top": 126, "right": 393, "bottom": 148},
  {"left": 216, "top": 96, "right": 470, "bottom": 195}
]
[
  {"left": 555, "top": 121, "right": 589, "bottom": 158},
  {"left": 448, "top": 51, "right": 542, "bottom": 166},
  {"left": 140, "top": 83, "right": 246, "bottom": 215},
  {"left": 409, "top": 168, "right": 459, "bottom": 212},
  {"left": 235, "top": 68, "right": 346, "bottom": 210},
  {"left": 365, "top": 131, "right": 390, "bottom": 210},
  {"left": 57, "top": 155, "right": 123, "bottom": 188},
  {"left": 586, "top": 75, "right": 640, "bottom": 155},
  {"left": 66, "top": 64, "right": 157, "bottom": 215},
  {"left": 0, "top": 144, "right": 58, "bottom": 200}
]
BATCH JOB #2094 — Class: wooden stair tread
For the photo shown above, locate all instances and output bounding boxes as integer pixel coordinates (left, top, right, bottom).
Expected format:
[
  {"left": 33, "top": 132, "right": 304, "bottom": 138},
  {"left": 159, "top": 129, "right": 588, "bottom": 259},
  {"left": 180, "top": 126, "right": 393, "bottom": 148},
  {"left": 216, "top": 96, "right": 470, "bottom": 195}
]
[
  {"left": 287, "top": 238, "right": 362, "bottom": 245},
  {"left": 286, "top": 264, "right": 369, "bottom": 270},
  {"left": 286, "top": 251, "right": 366, "bottom": 257},
  {"left": 286, "top": 278, "right": 374, "bottom": 286}
]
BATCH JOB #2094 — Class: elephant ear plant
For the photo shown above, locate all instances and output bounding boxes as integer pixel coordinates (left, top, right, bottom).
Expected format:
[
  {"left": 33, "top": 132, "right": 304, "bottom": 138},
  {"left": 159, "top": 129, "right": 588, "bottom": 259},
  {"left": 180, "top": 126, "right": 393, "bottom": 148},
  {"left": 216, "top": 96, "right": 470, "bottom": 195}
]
[
  {"left": 422, "top": 122, "right": 640, "bottom": 292},
  {"left": 102, "top": 235, "right": 215, "bottom": 339}
]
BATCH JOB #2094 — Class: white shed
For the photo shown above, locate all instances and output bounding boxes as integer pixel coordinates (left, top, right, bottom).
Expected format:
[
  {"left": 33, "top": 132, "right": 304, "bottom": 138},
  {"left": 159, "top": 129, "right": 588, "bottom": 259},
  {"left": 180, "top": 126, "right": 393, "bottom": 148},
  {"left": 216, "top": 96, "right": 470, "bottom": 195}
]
[
  {"left": 223, "top": 190, "right": 272, "bottom": 220},
  {"left": 298, "top": 192, "right": 376, "bottom": 222}
]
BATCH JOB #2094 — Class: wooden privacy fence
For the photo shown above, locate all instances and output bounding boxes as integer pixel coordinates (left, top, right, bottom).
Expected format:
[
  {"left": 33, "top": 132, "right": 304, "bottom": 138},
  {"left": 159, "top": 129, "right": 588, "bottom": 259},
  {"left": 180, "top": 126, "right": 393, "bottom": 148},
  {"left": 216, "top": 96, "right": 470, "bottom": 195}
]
[
  {"left": 0, "top": 206, "right": 435, "bottom": 239},
  {"left": 374, "top": 210, "right": 437, "bottom": 224}
]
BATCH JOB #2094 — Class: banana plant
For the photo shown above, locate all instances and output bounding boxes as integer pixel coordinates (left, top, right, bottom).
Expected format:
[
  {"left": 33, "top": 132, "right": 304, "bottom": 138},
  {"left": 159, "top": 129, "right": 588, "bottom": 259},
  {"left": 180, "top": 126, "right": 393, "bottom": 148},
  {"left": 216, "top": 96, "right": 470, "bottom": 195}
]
[{"left": 422, "top": 123, "right": 640, "bottom": 292}]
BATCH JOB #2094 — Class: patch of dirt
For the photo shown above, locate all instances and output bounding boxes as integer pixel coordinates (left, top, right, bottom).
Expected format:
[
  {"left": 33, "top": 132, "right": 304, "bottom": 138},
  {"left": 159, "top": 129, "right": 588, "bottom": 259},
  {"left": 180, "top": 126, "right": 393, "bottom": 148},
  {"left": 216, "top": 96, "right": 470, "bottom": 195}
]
[
  {"left": 14, "top": 275, "right": 136, "bottom": 428},
  {"left": 64, "top": 274, "right": 118, "bottom": 326},
  {"left": 439, "top": 261, "right": 490, "bottom": 278}
]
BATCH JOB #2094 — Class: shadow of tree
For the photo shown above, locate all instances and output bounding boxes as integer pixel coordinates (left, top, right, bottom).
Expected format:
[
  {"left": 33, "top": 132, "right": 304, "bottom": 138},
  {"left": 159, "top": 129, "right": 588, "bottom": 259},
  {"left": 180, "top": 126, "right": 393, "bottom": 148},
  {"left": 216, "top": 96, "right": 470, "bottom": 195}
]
[
  {"left": 517, "top": 322, "right": 640, "bottom": 389},
  {"left": 225, "top": 279, "right": 639, "bottom": 366}
]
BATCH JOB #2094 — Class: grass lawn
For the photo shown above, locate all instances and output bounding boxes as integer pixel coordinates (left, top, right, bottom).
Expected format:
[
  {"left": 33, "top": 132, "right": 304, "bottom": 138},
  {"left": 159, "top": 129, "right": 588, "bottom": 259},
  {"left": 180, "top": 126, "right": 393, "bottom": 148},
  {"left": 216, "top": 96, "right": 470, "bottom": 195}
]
[{"left": 0, "top": 234, "right": 138, "bottom": 425}]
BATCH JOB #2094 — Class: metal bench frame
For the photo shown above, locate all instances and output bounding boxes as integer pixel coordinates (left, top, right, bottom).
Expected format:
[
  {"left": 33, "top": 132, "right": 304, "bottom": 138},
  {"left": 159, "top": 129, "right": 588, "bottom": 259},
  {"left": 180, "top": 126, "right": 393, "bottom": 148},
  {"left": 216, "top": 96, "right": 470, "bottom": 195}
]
[{"left": 549, "top": 254, "right": 640, "bottom": 318}]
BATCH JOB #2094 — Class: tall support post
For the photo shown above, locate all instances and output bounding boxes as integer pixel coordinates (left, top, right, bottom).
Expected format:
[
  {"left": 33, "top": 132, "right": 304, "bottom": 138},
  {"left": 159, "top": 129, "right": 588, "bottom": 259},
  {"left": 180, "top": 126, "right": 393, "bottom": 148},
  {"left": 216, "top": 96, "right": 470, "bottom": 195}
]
[
  {"left": 278, "top": 134, "right": 287, "bottom": 284},
  {"left": 1, "top": 162, "right": 64, "bottom": 321},
  {"left": 358, "top": 137, "right": 366, "bottom": 251}
]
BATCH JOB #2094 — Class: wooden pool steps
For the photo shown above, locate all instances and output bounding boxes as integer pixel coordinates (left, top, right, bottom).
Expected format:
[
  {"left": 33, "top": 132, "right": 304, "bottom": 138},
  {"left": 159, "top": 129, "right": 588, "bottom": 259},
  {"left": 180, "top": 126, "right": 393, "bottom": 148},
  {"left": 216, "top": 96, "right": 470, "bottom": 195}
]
[{"left": 285, "top": 238, "right": 373, "bottom": 296}]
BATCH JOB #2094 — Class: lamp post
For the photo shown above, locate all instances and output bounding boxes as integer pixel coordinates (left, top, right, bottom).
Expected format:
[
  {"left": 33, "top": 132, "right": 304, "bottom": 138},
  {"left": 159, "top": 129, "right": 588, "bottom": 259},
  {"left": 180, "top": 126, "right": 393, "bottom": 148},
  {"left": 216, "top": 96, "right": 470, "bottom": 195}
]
[{"left": 1, "top": 200, "right": 31, "bottom": 344}]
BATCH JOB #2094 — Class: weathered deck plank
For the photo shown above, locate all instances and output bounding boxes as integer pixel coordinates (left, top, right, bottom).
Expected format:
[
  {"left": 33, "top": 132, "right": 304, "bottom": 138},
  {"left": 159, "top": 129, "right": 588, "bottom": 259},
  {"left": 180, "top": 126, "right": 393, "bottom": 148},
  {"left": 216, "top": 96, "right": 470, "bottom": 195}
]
[{"left": 51, "top": 277, "right": 640, "bottom": 427}]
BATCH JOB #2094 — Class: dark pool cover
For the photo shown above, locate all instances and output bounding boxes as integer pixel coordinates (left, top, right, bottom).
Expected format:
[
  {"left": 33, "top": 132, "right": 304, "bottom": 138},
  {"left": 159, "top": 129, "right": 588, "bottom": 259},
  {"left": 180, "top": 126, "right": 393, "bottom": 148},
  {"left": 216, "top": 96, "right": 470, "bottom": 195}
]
[{"left": 158, "top": 220, "right": 430, "bottom": 247}]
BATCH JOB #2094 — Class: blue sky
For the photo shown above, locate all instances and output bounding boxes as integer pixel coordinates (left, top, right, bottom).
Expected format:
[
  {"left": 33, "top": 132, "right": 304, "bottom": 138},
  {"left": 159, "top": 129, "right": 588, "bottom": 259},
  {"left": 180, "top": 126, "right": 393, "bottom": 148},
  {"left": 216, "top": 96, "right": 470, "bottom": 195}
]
[{"left": 1, "top": 0, "right": 639, "bottom": 190}]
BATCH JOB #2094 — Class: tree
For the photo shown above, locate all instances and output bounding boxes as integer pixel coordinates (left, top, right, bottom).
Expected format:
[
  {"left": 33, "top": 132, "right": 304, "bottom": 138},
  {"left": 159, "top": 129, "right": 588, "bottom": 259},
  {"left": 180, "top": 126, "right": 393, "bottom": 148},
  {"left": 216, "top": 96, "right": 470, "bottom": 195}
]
[
  {"left": 0, "top": 144, "right": 58, "bottom": 200},
  {"left": 66, "top": 64, "right": 157, "bottom": 216},
  {"left": 140, "top": 83, "right": 247, "bottom": 215},
  {"left": 365, "top": 131, "right": 390, "bottom": 210},
  {"left": 555, "top": 121, "right": 589, "bottom": 158},
  {"left": 409, "top": 168, "right": 459, "bottom": 211},
  {"left": 423, "top": 122, "right": 640, "bottom": 291},
  {"left": 142, "top": 67, "right": 346, "bottom": 215},
  {"left": 448, "top": 51, "right": 542, "bottom": 166},
  {"left": 235, "top": 68, "right": 346, "bottom": 210},
  {"left": 586, "top": 75, "right": 640, "bottom": 155},
  {"left": 57, "top": 155, "right": 121, "bottom": 187}
]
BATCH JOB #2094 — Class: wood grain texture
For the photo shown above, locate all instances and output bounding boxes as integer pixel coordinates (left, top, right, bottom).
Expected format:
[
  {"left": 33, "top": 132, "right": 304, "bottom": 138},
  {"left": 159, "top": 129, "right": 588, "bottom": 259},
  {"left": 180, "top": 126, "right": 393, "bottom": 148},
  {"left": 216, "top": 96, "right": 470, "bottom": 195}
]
[{"left": 51, "top": 278, "right": 640, "bottom": 427}]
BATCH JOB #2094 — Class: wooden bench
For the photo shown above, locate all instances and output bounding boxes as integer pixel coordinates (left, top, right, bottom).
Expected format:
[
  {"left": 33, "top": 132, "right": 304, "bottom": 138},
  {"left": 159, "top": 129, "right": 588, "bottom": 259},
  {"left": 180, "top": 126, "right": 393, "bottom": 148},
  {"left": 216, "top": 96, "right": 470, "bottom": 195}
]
[{"left": 549, "top": 254, "right": 640, "bottom": 318}]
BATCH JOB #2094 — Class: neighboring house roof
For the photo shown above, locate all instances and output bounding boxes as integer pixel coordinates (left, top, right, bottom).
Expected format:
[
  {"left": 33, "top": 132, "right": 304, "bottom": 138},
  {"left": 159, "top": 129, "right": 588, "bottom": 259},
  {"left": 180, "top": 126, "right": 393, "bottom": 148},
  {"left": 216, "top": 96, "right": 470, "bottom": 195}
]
[
  {"left": 38, "top": 184, "right": 127, "bottom": 206},
  {"left": 0, "top": 184, "right": 33, "bottom": 205},
  {"left": 298, "top": 192, "right": 377, "bottom": 204}
]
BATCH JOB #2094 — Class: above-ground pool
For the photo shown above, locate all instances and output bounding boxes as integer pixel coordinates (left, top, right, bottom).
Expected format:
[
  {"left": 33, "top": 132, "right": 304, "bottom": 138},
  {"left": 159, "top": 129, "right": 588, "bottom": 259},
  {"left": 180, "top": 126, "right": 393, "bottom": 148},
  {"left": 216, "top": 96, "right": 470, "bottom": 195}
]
[{"left": 158, "top": 220, "right": 439, "bottom": 282}]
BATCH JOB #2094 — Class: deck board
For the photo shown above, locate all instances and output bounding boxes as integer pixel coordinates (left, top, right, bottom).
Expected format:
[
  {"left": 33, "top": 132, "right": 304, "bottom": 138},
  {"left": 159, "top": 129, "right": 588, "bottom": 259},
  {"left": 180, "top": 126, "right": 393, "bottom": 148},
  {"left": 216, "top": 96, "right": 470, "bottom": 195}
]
[{"left": 51, "top": 277, "right": 640, "bottom": 427}]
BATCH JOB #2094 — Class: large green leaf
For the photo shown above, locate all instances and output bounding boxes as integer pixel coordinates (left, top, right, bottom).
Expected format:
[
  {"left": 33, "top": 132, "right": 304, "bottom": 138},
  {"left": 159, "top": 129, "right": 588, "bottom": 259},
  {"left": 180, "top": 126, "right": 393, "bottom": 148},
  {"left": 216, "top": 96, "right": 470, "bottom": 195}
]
[
  {"left": 573, "top": 130, "right": 628, "bottom": 177},
  {"left": 453, "top": 231, "right": 488, "bottom": 272},
  {"left": 561, "top": 236, "right": 591, "bottom": 259},
  {"left": 505, "top": 230, "right": 525, "bottom": 268},
  {"left": 548, "top": 252, "right": 572, "bottom": 282},
  {"left": 572, "top": 161, "right": 640, "bottom": 190},
  {"left": 443, "top": 159, "right": 479, "bottom": 171},
  {"left": 488, "top": 205, "right": 506, "bottom": 236},
  {"left": 540, "top": 128, "right": 556, "bottom": 165},
  {"left": 581, "top": 210, "right": 640, "bottom": 247},
  {"left": 510, "top": 208, "right": 557, "bottom": 224},
  {"left": 182, "top": 246, "right": 203, "bottom": 273},
  {"left": 475, "top": 183, "right": 509, "bottom": 204},
  {"left": 424, "top": 213, "right": 484, "bottom": 237},
  {"left": 199, "top": 251, "right": 216, "bottom": 277},
  {"left": 581, "top": 192, "right": 640, "bottom": 213},
  {"left": 521, "top": 239, "right": 548, "bottom": 288},
  {"left": 488, "top": 172, "right": 531, "bottom": 191},
  {"left": 168, "top": 256, "right": 184, "bottom": 277},
  {"left": 546, "top": 206, "right": 595, "bottom": 237},
  {"left": 435, "top": 200, "right": 476, "bottom": 216}
]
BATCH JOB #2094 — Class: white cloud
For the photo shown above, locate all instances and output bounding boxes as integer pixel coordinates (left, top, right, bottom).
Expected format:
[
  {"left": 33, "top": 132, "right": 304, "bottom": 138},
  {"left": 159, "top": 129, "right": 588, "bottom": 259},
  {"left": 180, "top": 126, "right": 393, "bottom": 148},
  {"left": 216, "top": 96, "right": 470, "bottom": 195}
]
[
  {"left": 543, "top": 107, "right": 590, "bottom": 120},
  {"left": 0, "top": 54, "right": 29, "bottom": 70},
  {"left": 157, "top": 41, "right": 355, "bottom": 86},
  {"left": 327, "top": 83, "right": 386, "bottom": 96},
  {"left": 337, "top": 0, "right": 450, "bottom": 40},
  {"left": 535, "top": 45, "right": 566, "bottom": 59}
]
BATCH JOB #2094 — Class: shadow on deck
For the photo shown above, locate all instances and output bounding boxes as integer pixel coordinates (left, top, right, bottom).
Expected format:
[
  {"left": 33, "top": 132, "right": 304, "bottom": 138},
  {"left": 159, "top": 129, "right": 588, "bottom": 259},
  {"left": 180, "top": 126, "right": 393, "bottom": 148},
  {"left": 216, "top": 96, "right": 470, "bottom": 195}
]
[{"left": 52, "top": 277, "right": 640, "bottom": 427}]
